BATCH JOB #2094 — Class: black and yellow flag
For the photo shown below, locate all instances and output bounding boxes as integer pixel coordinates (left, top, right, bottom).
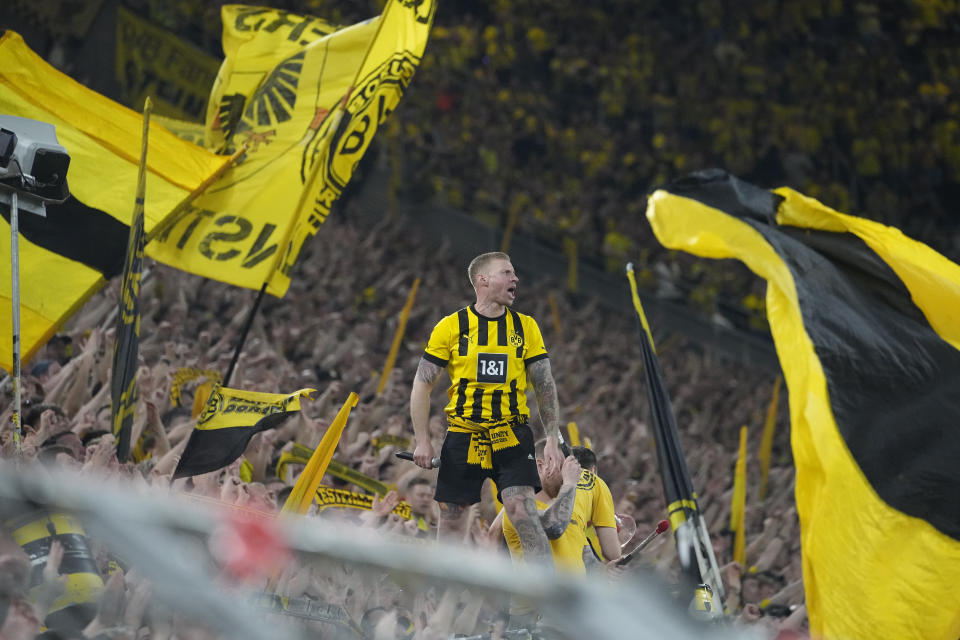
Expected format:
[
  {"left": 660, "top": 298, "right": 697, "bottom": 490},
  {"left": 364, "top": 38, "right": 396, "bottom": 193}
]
[
  {"left": 173, "top": 386, "right": 314, "bottom": 479},
  {"left": 0, "top": 32, "right": 230, "bottom": 373},
  {"left": 646, "top": 169, "right": 960, "bottom": 640},
  {"left": 625, "top": 265, "right": 725, "bottom": 609},
  {"left": 110, "top": 98, "right": 152, "bottom": 462},
  {"left": 148, "top": 0, "right": 436, "bottom": 296}
]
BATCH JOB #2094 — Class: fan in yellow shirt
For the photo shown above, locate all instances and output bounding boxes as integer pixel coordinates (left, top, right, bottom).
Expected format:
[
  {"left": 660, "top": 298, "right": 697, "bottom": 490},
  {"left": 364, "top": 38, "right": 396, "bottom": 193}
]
[{"left": 495, "top": 441, "right": 621, "bottom": 573}]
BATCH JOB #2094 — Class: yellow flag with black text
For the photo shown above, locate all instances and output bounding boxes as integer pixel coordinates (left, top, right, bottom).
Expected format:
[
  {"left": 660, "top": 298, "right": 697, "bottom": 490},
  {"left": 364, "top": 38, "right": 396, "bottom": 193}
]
[
  {"left": 148, "top": 1, "right": 436, "bottom": 297},
  {"left": 646, "top": 169, "right": 960, "bottom": 640},
  {"left": 0, "top": 32, "right": 230, "bottom": 373},
  {"left": 173, "top": 386, "right": 315, "bottom": 479}
]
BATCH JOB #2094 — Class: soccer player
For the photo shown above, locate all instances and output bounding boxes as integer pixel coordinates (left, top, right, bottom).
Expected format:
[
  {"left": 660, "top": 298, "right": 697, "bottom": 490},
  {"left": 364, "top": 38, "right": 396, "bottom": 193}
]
[{"left": 410, "top": 251, "right": 564, "bottom": 565}]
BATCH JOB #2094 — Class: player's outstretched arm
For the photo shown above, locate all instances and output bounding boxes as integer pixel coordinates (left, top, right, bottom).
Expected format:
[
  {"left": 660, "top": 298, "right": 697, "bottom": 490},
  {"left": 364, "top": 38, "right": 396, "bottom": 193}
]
[
  {"left": 411, "top": 357, "right": 444, "bottom": 469},
  {"left": 528, "top": 358, "right": 562, "bottom": 472}
]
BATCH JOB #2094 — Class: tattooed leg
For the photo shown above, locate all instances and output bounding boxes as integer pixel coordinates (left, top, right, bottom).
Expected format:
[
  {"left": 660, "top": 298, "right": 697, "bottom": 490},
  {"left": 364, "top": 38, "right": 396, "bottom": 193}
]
[
  {"left": 502, "top": 486, "right": 551, "bottom": 566},
  {"left": 438, "top": 502, "right": 469, "bottom": 542}
]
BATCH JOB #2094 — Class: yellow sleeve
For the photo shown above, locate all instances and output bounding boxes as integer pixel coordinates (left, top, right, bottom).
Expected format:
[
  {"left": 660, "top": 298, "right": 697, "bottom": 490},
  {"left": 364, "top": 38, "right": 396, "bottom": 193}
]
[
  {"left": 423, "top": 314, "right": 455, "bottom": 367},
  {"left": 591, "top": 476, "right": 617, "bottom": 529},
  {"left": 521, "top": 314, "right": 548, "bottom": 364}
]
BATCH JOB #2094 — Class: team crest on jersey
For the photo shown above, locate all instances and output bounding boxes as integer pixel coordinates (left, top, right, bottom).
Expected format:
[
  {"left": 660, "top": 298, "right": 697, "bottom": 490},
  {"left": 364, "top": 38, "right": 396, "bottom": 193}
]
[
  {"left": 577, "top": 469, "right": 596, "bottom": 490},
  {"left": 509, "top": 331, "right": 524, "bottom": 347}
]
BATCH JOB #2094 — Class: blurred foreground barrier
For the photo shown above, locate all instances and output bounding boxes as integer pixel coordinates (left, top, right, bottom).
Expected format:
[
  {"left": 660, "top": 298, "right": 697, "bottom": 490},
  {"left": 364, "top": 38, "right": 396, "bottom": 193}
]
[{"left": 0, "top": 464, "right": 761, "bottom": 640}]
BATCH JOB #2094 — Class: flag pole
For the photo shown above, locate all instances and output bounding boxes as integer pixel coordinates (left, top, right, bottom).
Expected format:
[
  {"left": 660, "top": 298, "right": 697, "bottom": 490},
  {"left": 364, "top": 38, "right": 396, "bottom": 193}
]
[
  {"left": 376, "top": 277, "right": 420, "bottom": 395},
  {"left": 8, "top": 189, "right": 21, "bottom": 457},
  {"left": 223, "top": 282, "right": 268, "bottom": 387},
  {"left": 111, "top": 97, "right": 152, "bottom": 463},
  {"left": 625, "top": 262, "right": 726, "bottom": 614}
]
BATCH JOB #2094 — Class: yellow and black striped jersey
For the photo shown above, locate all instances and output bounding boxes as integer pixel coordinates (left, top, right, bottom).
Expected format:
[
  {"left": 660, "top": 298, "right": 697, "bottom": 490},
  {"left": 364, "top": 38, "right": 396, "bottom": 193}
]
[{"left": 423, "top": 305, "right": 548, "bottom": 427}]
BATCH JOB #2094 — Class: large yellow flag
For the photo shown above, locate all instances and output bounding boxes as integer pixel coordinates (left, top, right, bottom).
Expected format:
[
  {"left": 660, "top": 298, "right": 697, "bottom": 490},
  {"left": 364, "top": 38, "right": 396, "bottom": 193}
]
[
  {"left": 148, "top": 1, "right": 436, "bottom": 297},
  {"left": 646, "top": 169, "right": 960, "bottom": 640},
  {"left": 0, "top": 32, "right": 229, "bottom": 372}
]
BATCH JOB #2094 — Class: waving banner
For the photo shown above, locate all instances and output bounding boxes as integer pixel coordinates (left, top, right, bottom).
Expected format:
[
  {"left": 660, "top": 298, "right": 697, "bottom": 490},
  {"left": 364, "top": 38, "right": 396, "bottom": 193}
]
[
  {"left": 147, "top": 1, "right": 436, "bottom": 297},
  {"left": 0, "top": 32, "right": 229, "bottom": 372},
  {"left": 646, "top": 169, "right": 960, "bottom": 640}
]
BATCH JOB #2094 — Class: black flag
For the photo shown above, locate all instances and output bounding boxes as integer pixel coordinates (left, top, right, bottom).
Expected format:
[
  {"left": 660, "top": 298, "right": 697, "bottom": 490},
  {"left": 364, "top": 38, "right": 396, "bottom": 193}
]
[
  {"left": 626, "top": 264, "right": 725, "bottom": 613},
  {"left": 110, "top": 99, "right": 151, "bottom": 462}
]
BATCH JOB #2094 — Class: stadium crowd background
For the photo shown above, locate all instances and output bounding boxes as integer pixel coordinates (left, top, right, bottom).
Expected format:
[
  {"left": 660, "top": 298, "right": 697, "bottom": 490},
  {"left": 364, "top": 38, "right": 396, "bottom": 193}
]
[
  {"left": 2, "top": 0, "right": 958, "bottom": 637},
  {"left": 1, "top": 211, "right": 803, "bottom": 638},
  {"left": 114, "top": 0, "right": 960, "bottom": 326}
]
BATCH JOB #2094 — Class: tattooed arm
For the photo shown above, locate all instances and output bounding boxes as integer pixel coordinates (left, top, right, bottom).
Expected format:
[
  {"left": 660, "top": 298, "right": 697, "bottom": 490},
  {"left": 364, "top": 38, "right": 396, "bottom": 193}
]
[
  {"left": 539, "top": 456, "right": 582, "bottom": 539},
  {"left": 410, "top": 357, "right": 444, "bottom": 469},
  {"left": 528, "top": 358, "right": 563, "bottom": 473}
]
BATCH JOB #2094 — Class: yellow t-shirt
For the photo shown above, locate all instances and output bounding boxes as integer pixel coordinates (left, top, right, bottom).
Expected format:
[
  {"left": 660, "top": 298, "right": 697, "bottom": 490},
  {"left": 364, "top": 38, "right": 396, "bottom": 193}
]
[
  {"left": 502, "top": 470, "right": 617, "bottom": 573},
  {"left": 580, "top": 472, "right": 618, "bottom": 561},
  {"left": 423, "top": 305, "right": 548, "bottom": 427}
]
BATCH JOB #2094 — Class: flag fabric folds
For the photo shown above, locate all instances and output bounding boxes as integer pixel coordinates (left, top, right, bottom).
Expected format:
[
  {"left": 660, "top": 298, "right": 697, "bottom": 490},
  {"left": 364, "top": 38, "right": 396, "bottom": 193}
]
[
  {"left": 0, "top": 32, "right": 230, "bottom": 373},
  {"left": 282, "top": 392, "right": 358, "bottom": 515},
  {"left": 148, "top": 1, "right": 436, "bottom": 297},
  {"left": 110, "top": 98, "right": 152, "bottom": 463},
  {"left": 646, "top": 169, "right": 960, "bottom": 640},
  {"left": 173, "top": 386, "right": 315, "bottom": 479}
]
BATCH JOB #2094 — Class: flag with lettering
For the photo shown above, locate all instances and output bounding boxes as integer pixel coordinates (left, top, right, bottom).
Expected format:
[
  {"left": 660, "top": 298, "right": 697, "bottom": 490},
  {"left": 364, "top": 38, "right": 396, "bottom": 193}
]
[
  {"left": 646, "top": 169, "right": 960, "bottom": 640},
  {"left": 173, "top": 386, "right": 315, "bottom": 479},
  {"left": 148, "top": 0, "right": 436, "bottom": 297},
  {"left": 0, "top": 32, "right": 229, "bottom": 373}
]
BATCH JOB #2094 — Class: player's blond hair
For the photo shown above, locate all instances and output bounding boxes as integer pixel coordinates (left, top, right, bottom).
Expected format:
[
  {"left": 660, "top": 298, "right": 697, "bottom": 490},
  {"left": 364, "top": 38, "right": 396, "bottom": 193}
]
[{"left": 467, "top": 252, "right": 511, "bottom": 288}]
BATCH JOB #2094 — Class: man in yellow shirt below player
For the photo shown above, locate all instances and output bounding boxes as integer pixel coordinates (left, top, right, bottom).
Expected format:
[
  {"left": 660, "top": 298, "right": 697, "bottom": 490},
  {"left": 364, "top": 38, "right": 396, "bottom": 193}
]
[
  {"left": 499, "top": 440, "right": 622, "bottom": 574},
  {"left": 571, "top": 445, "right": 623, "bottom": 567},
  {"left": 410, "top": 251, "right": 564, "bottom": 567},
  {"left": 495, "top": 440, "right": 623, "bottom": 629}
]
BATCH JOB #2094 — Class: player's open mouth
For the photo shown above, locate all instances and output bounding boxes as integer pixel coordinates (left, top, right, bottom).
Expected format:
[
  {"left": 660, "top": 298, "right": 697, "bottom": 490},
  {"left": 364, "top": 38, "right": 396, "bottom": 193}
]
[{"left": 507, "top": 286, "right": 516, "bottom": 296}]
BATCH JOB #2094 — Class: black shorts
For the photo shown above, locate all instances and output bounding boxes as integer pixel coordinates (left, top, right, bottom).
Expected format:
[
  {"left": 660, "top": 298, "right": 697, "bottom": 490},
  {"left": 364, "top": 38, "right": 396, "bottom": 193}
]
[{"left": 434, "top": 420, "right": 540, "bottom": 505}]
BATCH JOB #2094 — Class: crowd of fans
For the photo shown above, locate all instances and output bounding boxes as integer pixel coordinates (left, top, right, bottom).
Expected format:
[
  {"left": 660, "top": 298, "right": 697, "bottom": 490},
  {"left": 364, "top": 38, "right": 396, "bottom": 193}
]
[
  {"left": 394, "top": 0, "right": 960, "bottom": 305},
  {"left": 108, "top": 0, "right": 960, "bottom": 330},
  {"left": 1, "top": 210, "right": 804, "bottom": 638},
  {"left": 8, "top": 0, "right": 953, "bottom": 636}
]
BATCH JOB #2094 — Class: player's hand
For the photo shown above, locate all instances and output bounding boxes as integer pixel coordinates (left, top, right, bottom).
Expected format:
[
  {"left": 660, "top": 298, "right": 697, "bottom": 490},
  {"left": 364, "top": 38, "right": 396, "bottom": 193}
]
[
  {"left": 541, "top": 435, "right": 563, "bottom": 476},
  {"left": 560, "top": 455, "right": 582, "bottom": 487},
  {"left": 413, "top": 440, "right": 436, "bottom": 469}
]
